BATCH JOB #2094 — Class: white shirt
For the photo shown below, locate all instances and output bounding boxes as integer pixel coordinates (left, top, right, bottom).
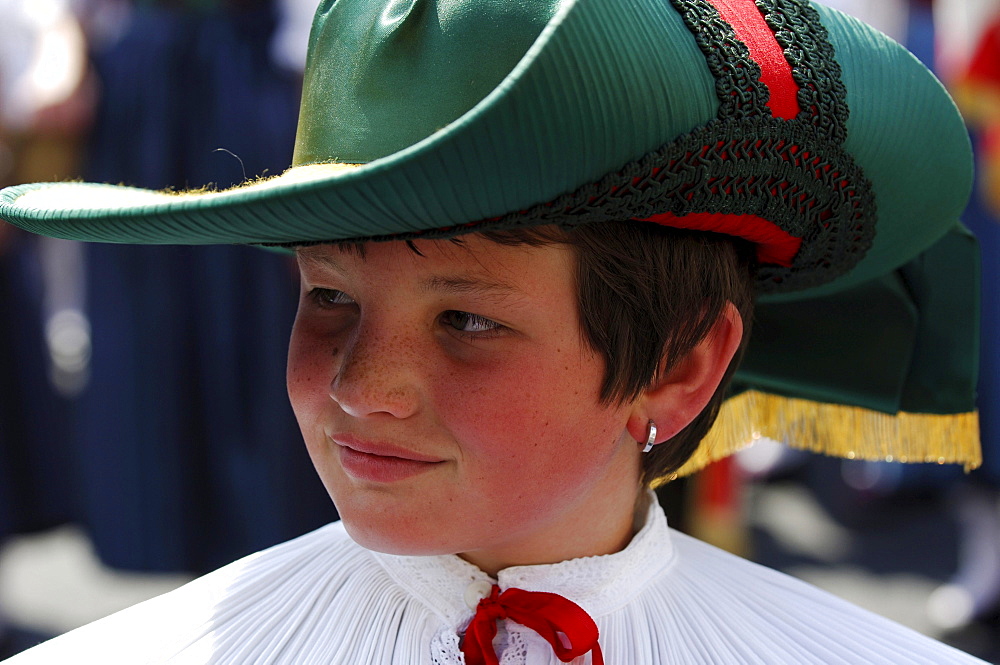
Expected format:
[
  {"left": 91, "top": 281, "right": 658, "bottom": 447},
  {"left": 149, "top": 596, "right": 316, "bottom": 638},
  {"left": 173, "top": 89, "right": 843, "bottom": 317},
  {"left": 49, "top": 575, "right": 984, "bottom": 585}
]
[{"left": 5, "top": 496, "right": 986, "bottom": 664}]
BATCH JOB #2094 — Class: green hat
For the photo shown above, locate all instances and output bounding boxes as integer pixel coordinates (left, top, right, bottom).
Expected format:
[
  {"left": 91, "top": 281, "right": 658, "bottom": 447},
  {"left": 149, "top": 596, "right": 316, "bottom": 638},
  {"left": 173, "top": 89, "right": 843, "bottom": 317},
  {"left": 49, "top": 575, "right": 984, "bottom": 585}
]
[{"left": 0, "top": 0, "right": 980, "bottom": 470}]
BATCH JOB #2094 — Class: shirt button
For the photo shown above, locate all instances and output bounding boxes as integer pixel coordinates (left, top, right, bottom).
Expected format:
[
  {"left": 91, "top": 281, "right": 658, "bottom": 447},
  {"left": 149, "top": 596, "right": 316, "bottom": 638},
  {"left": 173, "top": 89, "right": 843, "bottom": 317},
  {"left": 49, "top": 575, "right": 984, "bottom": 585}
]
[{"left": 464, "top": 580, "right": 494, "bottom": 609}]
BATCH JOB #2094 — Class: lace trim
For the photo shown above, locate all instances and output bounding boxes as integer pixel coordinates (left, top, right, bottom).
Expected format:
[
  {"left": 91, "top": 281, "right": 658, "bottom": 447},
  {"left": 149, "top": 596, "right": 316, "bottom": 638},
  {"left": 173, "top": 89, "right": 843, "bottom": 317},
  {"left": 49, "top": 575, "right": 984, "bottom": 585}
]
[
  {"left": 671, "top": 0, "right": 850, "bottom": 141},
  {"left": 482, "top": 116, "right": 875, "bottom": 293},
  {"left": 759, "top": 0, "right": 850, "bottom": 142},
  {"left": 495, "top": 493, "right": 674, "bottom": 618},
  {"left": 671, "top": 0, "right": 772, "bottom": 119},
  {"left": 369, "top": 493, "right": 672, "bottom": 631},
  {"left": 431, "top": 629, "right": 465, "bottom": 665}
]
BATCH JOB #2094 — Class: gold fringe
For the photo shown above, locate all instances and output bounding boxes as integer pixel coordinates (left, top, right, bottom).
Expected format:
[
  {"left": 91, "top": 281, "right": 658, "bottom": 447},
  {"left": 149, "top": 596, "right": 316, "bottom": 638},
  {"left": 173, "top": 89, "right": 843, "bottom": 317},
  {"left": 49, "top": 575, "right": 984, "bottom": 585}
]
[{"left": 657, "top": 390, "right": 982, "bottom": 484}]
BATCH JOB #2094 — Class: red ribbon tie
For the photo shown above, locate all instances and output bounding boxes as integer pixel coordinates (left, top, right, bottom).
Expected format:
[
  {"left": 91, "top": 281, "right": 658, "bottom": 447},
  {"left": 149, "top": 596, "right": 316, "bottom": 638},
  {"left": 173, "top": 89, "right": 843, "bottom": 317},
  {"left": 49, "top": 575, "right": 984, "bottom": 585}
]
[{"left": 461, "top": 585, "right": 604, "bottom": 665}]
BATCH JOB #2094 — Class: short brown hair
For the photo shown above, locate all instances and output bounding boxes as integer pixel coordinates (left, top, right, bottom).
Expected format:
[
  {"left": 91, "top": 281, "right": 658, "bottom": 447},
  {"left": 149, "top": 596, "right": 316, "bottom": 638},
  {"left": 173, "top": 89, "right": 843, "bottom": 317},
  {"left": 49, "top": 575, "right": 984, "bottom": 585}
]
[{"left": 480, "top": 221, "right": 757, "bottom": 483}]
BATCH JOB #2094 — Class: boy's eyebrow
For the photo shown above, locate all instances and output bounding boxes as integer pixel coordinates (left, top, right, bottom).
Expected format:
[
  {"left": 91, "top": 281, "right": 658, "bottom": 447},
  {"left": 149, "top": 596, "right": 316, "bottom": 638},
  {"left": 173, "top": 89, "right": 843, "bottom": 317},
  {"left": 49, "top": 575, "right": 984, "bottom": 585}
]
[
  {"left": 298, "top": 250, "right": 527, "bottom": 303},
  {"left": 296, "top": 249, "right": 345, "bottom": 272},
  {"left": 421, "top": 275, "right": 525, "bottom": 303}
]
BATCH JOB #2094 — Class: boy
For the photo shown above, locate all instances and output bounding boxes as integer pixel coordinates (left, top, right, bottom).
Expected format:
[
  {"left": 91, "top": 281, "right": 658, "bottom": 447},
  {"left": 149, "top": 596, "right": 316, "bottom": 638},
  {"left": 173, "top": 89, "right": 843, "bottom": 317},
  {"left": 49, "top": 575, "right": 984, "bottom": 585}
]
[{"left": 0, "top": 0, "right": 986, "bottom": 661}]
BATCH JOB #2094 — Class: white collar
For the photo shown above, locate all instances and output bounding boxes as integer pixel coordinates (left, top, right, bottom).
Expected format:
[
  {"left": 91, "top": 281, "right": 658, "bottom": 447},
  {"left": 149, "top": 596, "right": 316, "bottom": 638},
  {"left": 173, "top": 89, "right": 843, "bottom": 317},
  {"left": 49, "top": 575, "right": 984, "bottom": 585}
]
[{"left": 370, "top": 491, "right": 676, "bottom": 628}]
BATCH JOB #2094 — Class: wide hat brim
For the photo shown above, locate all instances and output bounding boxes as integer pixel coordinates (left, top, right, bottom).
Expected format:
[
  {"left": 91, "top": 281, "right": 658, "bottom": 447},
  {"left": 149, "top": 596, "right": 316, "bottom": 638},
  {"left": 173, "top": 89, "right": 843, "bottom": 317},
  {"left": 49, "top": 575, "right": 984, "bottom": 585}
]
[{"left": 0, "top": 0, "right": 972, "bottom": 303}]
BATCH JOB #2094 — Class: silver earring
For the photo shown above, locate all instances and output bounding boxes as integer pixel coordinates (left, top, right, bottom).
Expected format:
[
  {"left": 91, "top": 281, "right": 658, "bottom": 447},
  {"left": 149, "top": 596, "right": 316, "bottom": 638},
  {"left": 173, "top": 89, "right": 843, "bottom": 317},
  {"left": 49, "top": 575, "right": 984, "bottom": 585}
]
[{"left": 642, "top": 420, "right": 656, "bottom": 453}]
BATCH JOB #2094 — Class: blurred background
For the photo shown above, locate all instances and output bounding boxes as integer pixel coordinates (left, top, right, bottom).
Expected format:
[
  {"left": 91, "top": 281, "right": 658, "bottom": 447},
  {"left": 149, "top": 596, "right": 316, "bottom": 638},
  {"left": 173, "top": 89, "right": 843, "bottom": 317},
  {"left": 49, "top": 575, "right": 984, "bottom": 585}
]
[{"left": 1, "top": 0, "right": 999, "bottom": 661}]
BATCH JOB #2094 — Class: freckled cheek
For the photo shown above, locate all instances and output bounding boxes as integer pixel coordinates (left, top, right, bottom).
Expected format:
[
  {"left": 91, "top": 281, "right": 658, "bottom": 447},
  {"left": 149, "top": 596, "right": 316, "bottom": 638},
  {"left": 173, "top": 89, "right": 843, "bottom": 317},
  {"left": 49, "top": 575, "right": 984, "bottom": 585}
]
[
  {"left": 433, "top": 357, "right": 599, "bottom": 468},
  {"left": 286, "top": 324, "right": 338, "bottom": 433}
]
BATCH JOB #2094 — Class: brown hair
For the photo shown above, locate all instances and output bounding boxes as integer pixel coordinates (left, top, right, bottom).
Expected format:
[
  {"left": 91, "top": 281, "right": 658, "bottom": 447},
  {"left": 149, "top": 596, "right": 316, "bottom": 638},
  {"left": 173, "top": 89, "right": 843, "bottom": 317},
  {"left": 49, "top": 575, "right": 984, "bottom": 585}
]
[{"left": 479, "top": 221, "right": 757, "bottom": 484}]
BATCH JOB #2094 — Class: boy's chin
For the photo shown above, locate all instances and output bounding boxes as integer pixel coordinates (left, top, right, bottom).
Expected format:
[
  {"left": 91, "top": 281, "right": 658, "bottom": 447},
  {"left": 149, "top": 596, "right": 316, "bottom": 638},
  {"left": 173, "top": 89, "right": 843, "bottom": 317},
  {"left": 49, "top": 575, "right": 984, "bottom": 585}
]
[{"left": 339, "top": 513, "right": 464, "bottom": 558}]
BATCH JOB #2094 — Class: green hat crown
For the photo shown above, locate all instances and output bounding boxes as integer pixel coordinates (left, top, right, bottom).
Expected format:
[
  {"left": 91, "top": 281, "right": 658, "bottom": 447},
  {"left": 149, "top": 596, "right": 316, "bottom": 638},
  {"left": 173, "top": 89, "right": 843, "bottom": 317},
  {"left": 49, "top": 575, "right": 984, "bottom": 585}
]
[{"left": 294, "top": 0, "right": 555, "bottom": 165}]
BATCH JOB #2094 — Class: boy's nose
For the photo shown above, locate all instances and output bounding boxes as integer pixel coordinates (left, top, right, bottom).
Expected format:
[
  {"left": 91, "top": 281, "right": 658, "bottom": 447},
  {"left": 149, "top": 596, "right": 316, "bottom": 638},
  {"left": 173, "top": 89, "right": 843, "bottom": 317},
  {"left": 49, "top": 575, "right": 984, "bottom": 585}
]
[{"left": 328, "top": 328, "right": 421, "bottom": 419}]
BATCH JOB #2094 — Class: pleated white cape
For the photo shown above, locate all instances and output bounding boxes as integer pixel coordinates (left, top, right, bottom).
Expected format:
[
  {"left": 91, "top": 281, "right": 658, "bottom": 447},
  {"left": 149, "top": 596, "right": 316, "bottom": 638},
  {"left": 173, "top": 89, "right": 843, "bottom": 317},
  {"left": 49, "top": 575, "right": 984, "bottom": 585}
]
[{"left": 5, "top": 496, "right": 986, "bottom": 664}]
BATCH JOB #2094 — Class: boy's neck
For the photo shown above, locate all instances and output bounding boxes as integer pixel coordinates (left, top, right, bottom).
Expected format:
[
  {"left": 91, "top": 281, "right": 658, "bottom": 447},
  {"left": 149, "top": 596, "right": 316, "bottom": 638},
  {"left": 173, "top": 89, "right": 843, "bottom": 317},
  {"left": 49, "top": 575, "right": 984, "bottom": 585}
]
[{"left": 457, "top": 484, "right": 649, "bottom": 577}]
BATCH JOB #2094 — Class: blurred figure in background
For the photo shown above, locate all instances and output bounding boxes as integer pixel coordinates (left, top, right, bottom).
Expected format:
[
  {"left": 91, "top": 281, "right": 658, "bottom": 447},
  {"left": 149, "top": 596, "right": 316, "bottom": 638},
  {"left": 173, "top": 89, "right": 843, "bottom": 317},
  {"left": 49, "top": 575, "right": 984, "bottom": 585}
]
[
  {"left": 929, "top": 0, "right": 1000, "bottom": 643},
  {"left": 0, "top": 0, "right": 91, "bottom": 655},
  {"left": 71, "top": 0, "right": 334, "bottom": 576},
  {"left": 1, "top": 0, "right": 335, "bottom": 657}
]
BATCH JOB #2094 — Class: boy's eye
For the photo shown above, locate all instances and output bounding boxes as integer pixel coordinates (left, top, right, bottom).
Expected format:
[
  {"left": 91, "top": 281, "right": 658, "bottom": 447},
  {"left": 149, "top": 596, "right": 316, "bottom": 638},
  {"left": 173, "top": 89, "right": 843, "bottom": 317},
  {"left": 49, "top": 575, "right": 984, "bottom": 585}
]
[
  {"left": 442, "top": 311, "right": 502, "bottom": 335},
  {"left": 309, "top": 288, "right": 355, "bottom": 307}
]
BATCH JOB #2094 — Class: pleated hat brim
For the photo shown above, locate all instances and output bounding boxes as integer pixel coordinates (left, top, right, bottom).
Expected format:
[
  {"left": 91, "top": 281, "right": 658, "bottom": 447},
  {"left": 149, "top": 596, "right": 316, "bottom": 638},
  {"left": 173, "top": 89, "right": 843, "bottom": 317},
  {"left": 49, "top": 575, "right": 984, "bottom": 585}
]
[{"left": 0, "top": 0, "right": 971, "bottom": 301}]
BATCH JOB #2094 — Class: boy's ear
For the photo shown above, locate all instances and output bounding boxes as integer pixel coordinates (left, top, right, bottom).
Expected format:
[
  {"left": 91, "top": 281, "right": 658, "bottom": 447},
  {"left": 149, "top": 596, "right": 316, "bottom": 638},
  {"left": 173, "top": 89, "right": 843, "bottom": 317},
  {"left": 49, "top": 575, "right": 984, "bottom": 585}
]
[{"left": 627, "top": 302, "right": 744, "bottom": 447}]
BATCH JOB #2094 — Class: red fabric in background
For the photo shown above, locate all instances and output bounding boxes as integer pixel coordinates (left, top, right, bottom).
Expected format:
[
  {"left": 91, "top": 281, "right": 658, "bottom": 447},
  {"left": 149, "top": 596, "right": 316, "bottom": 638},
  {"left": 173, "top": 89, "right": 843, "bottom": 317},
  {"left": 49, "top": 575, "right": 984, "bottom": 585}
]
[{"left": 966, "top": 19, "right": 1000, "bottom": 88}]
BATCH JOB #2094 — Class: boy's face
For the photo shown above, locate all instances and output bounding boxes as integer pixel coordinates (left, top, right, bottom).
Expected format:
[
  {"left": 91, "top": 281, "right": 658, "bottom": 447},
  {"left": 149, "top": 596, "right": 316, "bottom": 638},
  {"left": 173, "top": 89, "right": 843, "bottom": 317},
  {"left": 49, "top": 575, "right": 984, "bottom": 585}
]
[{"left": 288, "top": 235, "right": 644, "bottom": 573}]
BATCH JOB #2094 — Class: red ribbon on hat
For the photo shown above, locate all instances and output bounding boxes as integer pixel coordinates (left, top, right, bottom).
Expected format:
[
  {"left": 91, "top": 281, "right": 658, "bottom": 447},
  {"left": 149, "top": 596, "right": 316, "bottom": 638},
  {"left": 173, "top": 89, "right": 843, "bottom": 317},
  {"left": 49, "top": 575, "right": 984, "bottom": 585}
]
[{"left": 461, "top": 585, "right": 604, "bottom": 665}]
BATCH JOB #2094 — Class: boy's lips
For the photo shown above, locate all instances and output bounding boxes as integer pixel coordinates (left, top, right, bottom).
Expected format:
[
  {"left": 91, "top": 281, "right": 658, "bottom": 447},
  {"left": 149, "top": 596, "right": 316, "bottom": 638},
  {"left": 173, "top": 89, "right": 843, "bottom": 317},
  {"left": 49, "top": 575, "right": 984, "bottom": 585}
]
[{"left": 330, "top": 433, "right": 445, "bottom": 482}]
